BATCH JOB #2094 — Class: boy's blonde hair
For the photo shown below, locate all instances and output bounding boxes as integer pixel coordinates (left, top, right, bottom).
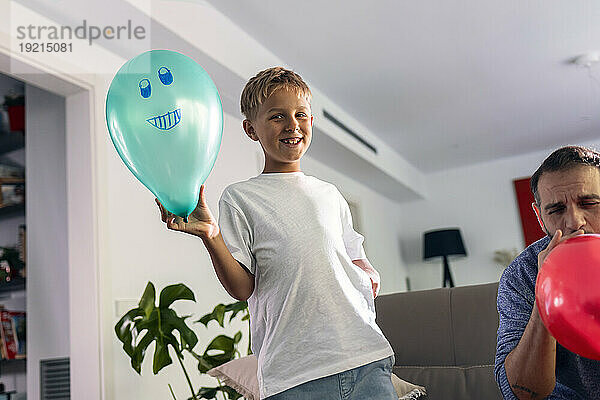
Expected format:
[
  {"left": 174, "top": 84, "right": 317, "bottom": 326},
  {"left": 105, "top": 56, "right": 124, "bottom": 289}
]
[{"left": 240, "top": 67, "right": 312, "bottom": 121}]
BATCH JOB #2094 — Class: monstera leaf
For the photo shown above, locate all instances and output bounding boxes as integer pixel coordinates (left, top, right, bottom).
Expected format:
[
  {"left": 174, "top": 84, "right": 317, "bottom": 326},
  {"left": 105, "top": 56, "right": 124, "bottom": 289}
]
[
  {"left": 194, "top": 301, "right": 248, "bottom": 373},
  {"left": 196, "top": 301, "right": 248, "bottom": 327},
  {"left": 191, "top": 332, "right": 242, "bottom": 373},
  {"left": 192, "top": 385, "right": 242, "bottom": 400},
  {"left": 115, "top": 283, "right": 249, "bottom": 399},
  {"left": 115, "top": 282, "right": 198, "bottom": 374}
]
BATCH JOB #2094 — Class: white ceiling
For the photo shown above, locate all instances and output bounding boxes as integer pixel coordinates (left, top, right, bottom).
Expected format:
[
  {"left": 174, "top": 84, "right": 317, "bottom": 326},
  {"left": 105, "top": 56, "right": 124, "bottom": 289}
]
[{"left": 205, "top": 0, "right": 600, "bottom": 172}]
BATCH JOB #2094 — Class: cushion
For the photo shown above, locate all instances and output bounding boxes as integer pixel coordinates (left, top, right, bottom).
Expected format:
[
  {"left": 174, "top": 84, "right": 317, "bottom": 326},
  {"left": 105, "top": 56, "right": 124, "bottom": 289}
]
[
  {"left": 451, "top": 283, "right": 499, "bottom": 365},
  {"left": 208, "top": 355, "right": 427, "bottom": 399},
  {"left": 207, "top": 355, "right": 260, "bottom": 399},
  {"left": 393, "top": 365, "right": 502, "bottom": 400},
  {"left": 391, "top": 372, "right": 427, "bottom": 399},
  {"left": 375, "top": 282, "right": 500, "bottom": 367},
  {"left": 375, "top": 288, "right": 455, "bottom": 366}
]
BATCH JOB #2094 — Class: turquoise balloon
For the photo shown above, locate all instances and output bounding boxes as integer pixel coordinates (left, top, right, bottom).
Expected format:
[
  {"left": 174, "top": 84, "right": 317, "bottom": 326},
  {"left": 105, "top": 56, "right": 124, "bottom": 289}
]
[{"left": 106, "top": 50, "right": 222, "bottom": 218}]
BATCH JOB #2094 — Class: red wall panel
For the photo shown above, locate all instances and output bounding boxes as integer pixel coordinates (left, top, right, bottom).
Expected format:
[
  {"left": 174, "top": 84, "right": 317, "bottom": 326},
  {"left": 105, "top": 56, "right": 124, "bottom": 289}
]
[{"left": 513, "top": 177, "right": 546, "bottom": 247}]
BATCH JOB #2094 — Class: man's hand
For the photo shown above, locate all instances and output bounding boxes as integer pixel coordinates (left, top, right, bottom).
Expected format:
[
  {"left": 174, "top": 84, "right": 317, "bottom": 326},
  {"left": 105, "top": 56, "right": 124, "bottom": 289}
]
[
  {"left": 156, "top": 185, "right": 220, "bottom": 240},
  {"left": 537, "top": 229, "right": 585, "bottom": 271},
  {"left": 352, "top": 259, "right": 380, "bottom": 298},
  {"left": 505, "top": 228, "right": 585, "bottom": 399}
]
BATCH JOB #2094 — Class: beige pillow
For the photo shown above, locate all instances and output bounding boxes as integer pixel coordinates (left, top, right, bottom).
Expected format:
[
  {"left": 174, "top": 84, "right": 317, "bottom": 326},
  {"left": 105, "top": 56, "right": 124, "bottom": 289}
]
[
  {"left": 207, "top": 355, "right": 260, "bottom": 399},
  {"left": 208, "top": 355, "right": 427, "bottom": 399},
  {"left": 391, "top": 372, "right": 427, "bottom": 399}
]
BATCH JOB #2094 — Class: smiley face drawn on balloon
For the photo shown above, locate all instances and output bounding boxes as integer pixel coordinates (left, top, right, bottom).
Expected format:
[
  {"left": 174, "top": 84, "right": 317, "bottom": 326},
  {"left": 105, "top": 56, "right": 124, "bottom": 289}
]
[{"left": 139, "top": 66, "right": 182, "bottom": 131}]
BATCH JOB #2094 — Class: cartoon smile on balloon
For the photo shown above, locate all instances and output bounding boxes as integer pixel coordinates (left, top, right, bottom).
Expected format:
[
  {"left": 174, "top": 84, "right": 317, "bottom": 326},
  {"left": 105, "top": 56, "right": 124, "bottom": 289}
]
[
  {"left": 146, "top": 107, "right": 181, "bottom": 131},
  {"left": 106, "top": 50, "right": 223, "bottom": 219}
]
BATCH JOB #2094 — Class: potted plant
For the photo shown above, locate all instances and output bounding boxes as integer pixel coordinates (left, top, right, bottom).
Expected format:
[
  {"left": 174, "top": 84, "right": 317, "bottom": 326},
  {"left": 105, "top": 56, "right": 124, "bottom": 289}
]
[
  {"left": 115, "top": 282, "right": 250, "bottom": 400},
  {"left": 0, "top": 246, "right": 25, "bottom": 283},
  {"left": 493, "top": 248, "right": 520, "bottom": 269},
  {"left": 2, "top": 91, "right": 25, "bottom": 132}
]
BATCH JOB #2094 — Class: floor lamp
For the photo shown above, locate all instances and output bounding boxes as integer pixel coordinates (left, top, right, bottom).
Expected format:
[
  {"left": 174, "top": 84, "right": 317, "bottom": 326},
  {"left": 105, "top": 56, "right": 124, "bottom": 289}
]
[{"left": 423, "top": 228, "right": 467, "bottom": 288}]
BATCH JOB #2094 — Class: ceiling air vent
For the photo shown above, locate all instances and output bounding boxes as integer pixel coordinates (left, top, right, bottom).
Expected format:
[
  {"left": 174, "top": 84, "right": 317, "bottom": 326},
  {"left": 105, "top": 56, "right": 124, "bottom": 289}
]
[
  {"left": 322, "top": 110, "right": 377, "bottom": 154},
  {"left": 40, "top": 357, "right": 70, "bottom": 400}
]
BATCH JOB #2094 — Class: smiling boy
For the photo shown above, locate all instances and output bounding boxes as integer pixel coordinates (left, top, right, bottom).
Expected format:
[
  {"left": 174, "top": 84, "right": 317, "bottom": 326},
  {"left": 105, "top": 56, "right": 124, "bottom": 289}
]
[{"left": 157, "top": 67, "right": 396, "bottom": 399}]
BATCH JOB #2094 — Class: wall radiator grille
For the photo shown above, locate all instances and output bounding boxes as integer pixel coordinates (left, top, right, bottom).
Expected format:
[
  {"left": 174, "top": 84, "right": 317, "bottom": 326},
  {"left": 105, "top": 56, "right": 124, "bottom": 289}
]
[{"left": 40, "top": 357, "right": 70, "bottom": 400}]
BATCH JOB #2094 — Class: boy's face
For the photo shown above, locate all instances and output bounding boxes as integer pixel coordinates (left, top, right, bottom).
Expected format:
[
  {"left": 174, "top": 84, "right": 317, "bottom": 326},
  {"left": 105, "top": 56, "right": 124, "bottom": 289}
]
[{"left": 243, "top": 88, "right": 313, "bottom": 173}]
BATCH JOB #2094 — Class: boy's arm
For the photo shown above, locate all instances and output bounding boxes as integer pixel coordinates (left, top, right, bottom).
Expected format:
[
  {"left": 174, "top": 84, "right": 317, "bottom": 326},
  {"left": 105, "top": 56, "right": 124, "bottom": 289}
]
[
  {"left": 202, "top": 233, "right": 254, "bottom": 301},
  {"left": 337, "top": 191, "right": 378, "bottom": 296},
  {"left": 156, "top": 185, "right": 254, "bottom": 301},
  {"left": 352, "top": 258, "right": 380, "bottom": 298}
]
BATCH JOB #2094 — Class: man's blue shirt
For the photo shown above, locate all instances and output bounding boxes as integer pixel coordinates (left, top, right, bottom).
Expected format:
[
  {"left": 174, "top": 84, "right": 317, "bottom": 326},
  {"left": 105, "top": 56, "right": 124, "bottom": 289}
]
[{"left": 495, "top": 236, "right": 600, "bottom": 399}]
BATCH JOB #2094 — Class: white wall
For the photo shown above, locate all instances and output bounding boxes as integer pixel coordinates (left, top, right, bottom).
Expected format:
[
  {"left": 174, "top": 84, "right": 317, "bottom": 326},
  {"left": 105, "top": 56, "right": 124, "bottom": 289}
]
[
  {"left": 399, "top": 140, "right": 600, "bottom": 291},
  {"left": 26, "top": 84, "right": 69, "bottom": 399},
  {"left": 65, "top": 88, "right": 102, "bottom": 400}
]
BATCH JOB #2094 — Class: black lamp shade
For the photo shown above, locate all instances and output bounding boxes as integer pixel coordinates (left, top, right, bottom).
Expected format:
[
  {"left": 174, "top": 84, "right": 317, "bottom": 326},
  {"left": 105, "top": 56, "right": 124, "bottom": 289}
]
[{"left": 423, "top": 228, "right": 467, "bottom": 260}]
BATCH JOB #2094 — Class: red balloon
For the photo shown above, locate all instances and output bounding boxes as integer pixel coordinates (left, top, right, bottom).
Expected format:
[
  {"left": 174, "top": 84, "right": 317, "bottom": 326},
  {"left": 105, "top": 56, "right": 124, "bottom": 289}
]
[{"left": 536, "top": 234, "right": 600, "bottom": 360}]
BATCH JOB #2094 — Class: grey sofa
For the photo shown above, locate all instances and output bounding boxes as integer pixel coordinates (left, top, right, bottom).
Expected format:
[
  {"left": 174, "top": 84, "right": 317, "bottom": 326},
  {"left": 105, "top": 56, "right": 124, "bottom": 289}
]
[{"left": 375, "top": 282, "right": 502, "bottom": 400}]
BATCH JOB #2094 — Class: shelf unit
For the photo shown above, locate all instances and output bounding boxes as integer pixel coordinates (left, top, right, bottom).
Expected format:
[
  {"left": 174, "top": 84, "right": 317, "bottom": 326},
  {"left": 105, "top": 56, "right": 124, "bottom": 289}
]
[
  {"left": 0, "top": 206, "right": 24, "bottom": 220},
  {"left": 1, "top": 77, "right": 27, "bottom": 400},
  {"left": 0, "top": 128, "right": 26, "bottom": 295},
  {"left": 0, "top": 359, "right": 25, "bottom": 369},
  {"left": 0, "top": 130, "right": 25, "bottom": 218},
  {"left": 0, "top": 279, "right": 24, "bottom": 295},
  {"left": 0, "top": 124, "right": 26, "bottom": 398},
  {"left": 0, "top": 132, "right": 24, "bottom": 157}
]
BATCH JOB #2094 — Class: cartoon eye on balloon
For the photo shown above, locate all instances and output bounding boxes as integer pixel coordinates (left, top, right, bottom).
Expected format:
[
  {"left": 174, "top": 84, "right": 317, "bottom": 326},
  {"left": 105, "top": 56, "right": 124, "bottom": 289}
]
[
  {"left": 138, "top": 67, "right": 174, "bottom": 100},
  {"left": 139, "top": 78, "right": 151, "bottom": 98},
  {"left": 106, "top": 50, "right": 223, "bottom": 219},
  {"left": 158, "top": 67, "right": 173, "bottom": 85}
]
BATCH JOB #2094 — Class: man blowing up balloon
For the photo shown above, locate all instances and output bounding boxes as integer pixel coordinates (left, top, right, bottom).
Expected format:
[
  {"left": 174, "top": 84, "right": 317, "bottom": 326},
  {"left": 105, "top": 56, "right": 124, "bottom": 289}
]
[{"left": 495, "top": 146, "right": 600, "bottom": 400}]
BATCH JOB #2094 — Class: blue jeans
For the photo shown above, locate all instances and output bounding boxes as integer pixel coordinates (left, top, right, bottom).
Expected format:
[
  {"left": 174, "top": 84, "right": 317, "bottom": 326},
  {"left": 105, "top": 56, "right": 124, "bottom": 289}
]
[{"left": 264, "top": 356, "right": 397, "bottom": 400}]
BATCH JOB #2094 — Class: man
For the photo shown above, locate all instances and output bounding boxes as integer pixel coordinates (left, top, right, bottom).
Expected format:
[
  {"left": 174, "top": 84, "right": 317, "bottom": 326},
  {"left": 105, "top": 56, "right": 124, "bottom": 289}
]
[{"left": 495, "top": 145, "right": 600, "bottom": 399}]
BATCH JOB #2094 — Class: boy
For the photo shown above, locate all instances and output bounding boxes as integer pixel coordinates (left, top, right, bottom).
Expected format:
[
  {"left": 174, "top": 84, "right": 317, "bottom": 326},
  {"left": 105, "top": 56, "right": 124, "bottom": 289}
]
[{"left": 157, "top": 67, "right": 396, "bottom": 399}]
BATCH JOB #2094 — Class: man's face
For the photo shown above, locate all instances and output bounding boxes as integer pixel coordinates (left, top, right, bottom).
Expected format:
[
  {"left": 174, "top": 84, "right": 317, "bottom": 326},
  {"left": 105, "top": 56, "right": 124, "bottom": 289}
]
[{"left": 534, "top": 165, "right": 600, "bottom": 236}]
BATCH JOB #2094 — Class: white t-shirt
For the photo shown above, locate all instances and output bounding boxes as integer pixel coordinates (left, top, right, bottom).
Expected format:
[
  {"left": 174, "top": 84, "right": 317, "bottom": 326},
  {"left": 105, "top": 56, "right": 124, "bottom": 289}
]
[{"left": 218, "top": 172, "right": 394, "bottom": 398}]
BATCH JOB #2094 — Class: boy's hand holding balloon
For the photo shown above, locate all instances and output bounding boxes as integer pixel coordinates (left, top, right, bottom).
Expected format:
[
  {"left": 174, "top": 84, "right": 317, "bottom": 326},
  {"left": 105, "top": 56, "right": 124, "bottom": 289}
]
[{"left": 155, "top": 185, "right": 220, "bottom": 240}]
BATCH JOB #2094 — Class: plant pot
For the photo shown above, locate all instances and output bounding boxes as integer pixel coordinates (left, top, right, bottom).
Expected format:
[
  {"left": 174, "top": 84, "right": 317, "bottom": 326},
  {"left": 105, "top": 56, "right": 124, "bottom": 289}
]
[{"left": 7, "top": 105, "right": 24, "bottom": 132}]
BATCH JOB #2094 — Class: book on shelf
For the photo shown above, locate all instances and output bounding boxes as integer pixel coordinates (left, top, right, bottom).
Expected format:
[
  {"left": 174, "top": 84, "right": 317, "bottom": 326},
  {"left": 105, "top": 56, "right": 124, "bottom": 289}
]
[
  {"left": 10, "top": 311, "right": 25, "bottom": 359},
  {"left": 0, "top": 178, "right": 24, "bottom": 209},
  {"left": 0, "top": 309, "right": 25, "bottom": 360}
]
